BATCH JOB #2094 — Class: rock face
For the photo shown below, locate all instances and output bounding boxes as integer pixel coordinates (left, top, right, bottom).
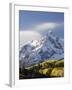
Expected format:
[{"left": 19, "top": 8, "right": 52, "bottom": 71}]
[{"left": 19, "top": 30, "right": 64, "bottom": 68}]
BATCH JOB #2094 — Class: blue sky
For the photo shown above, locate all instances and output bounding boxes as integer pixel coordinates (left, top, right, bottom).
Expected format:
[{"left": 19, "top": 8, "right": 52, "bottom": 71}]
[{"left": 19, "top": 10, "right": 64, "bottom": 46}]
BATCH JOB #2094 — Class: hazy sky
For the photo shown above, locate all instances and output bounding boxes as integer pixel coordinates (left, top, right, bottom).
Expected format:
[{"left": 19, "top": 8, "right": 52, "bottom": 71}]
[{"left": 19, "top": 10, "right": 64, "bottom": 46}]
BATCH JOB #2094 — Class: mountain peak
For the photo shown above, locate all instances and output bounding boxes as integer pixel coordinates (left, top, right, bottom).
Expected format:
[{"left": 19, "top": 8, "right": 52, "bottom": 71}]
[
  {"left": 19, "top": 30, "right": 64, "bottom": 68},
  {"left": 45, "top": 30, "right": 55, "bottom": 39},
  {"left": 47, "top": 30, "right": 53, "bottom": 35}
]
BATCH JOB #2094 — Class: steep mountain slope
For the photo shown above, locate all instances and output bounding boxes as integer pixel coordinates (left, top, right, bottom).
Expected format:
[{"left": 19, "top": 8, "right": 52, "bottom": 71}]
[{"left": 19, "top": 31, "right": 64, "bottom": 68}]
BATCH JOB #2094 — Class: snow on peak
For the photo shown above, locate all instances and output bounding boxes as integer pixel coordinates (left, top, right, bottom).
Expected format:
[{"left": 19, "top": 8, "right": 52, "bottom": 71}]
[
  {"left": 19, "top": 30, "right": 64, "bottom": 68},
  {"left": 47, "top": 30, "right": 53, "bottom": 35}
]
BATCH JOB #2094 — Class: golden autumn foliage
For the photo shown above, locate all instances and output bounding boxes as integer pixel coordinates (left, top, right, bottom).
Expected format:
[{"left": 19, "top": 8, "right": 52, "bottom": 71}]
[{"left": 19, "top": 60, "right": 64, "bottom": 79}]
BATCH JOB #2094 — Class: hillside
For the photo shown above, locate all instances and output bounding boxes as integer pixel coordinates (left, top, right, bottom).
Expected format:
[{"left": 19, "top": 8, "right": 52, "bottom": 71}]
[{"left": 19, "top": 60, "right": 64, "bottom": 79}]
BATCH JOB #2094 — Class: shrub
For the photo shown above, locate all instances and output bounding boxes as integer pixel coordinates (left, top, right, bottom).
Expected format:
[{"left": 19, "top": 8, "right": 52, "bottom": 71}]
[
  {"left": 50, "top": 67, "right": 64, "bottom": 77},
  {"left": 55, "top": 60, "right": 64, "bottom": 67}
]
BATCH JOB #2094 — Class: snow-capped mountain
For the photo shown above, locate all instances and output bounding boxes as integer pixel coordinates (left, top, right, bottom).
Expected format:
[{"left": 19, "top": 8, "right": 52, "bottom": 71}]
[{"left": 19, "top": 31, "right": 64, "bottom": 68}]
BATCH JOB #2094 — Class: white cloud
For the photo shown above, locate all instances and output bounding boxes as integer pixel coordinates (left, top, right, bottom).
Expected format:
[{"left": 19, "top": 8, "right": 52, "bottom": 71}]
[
  {"left": 34, "top": 22, "right": 60, "bottom": 31},
  {"left": 20, "top": 31, "right": 41, "bottom": 46},
  {"left": 20, "top": 22, "right": 63, "bottom": 46}
]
